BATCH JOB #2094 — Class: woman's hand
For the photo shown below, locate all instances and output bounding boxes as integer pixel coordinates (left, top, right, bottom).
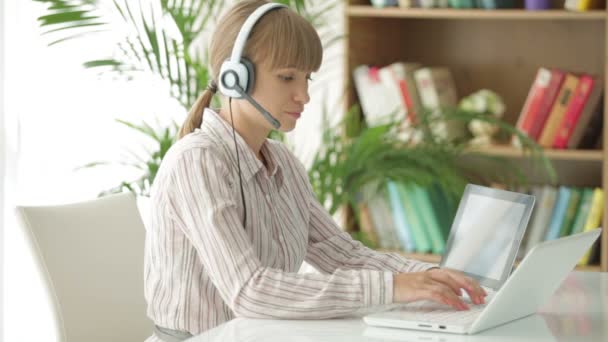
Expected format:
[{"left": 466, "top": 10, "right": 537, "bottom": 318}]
[{"left": 393, "top": 268, "right": 487, "bottom": 311}]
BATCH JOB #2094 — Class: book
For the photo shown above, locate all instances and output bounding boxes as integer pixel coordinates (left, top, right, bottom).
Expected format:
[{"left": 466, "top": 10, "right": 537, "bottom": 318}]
[
  {"left": 524, "top": 185, "right": 558, "bottom": 255},
  {"left": 353, "top": 65, "right": 403, "bottom": 127},
  {"left": 553, "top": 75, "right": 602, "bottom": 149},
  {"left": 414, "top": 67, "right": 464, "bottom": 141},
  {"left": 558, "top": 188, "right": 582, "bottom": 237},
  {"left": 572, "top": 97, "right": 603, "bottom": 149},
  {"left": 387, "top": 181, "right": 416, "bottom": 251},
  {"left": 565, "top": 0, "right": 603, "bottom": 11},
  {"left": 364, "top": 184, "right": 401, "bottom": 250},
  {"left": 538, "top": 74, "right": 580, "bottom": 148},
  {"left": 565, "top": 79, "right": 603, "bottom": 149},
  {"left": 411, "top": 184, "right": 446, "bottom": 255},
  {"left": 512, "top": 68, "right": 553, "bottom": 147},
  {"left": 578, "top": 188, "right": 604, "bottom": 265},
  {"left": 382, "top": 62, "right": 423, "bottom": 124},
  {"left": 569, "top": 188, "right": 594, "bottom": 236},
  {"left": 544, "top": 186, "right": 572, "bottom": 241},
  {"left": 377, "top": 66, "right": 408, "bottom": 124},
  {"left": 396, "top": 183, "right": 433, "bottom": 253},
  {"left": 529, "top": 69, "right": 566, "bottom": 141}
]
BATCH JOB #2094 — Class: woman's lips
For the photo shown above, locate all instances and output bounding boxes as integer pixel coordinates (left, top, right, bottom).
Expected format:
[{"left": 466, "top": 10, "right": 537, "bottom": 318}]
[{"left": 287, "top": 112, "right": 301, "bottom": 118}]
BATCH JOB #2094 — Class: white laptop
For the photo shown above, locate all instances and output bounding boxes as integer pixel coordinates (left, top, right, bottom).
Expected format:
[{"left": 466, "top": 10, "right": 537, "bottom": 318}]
[{"left": 364, "top": 184, "right": 602, "bottom": 334}]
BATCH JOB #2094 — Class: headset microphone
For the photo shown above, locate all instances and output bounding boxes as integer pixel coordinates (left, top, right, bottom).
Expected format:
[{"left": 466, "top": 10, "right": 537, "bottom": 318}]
[{"left": 221, "top": 69, "right": 281, "bottom": 129}]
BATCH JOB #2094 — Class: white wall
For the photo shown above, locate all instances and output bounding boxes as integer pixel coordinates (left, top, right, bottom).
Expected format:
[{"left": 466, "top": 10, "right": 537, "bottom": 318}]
[{"left": 0, "top": 0, "right": 6, "bottom": 338}]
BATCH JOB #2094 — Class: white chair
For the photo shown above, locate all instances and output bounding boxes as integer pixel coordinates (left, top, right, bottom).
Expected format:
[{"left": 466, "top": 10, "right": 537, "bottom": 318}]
[{"left": 16, "top": 192, "right": 153, "bottom": 341}]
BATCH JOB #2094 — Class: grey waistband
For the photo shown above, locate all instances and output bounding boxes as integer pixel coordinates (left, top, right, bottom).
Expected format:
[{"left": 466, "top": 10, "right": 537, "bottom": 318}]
[{"left": 154, "top": 325, "right": 194, "bottom": 342}]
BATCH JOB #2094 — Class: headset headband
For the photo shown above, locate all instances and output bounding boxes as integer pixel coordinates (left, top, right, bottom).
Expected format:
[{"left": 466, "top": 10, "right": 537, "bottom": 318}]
[{"left": 229, "top": 2, "right": 287, "bottom": 63}]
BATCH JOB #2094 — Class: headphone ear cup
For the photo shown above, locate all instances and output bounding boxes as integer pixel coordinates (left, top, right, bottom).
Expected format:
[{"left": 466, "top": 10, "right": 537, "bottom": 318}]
[{"left": 241, "top": 58, "right": 255, "bottom": 94}]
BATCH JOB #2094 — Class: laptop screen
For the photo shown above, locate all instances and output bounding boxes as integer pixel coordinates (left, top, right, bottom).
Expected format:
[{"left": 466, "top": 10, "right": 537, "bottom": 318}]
[{"left": 440, "top": 184, "right": 535, "bottom": 289}]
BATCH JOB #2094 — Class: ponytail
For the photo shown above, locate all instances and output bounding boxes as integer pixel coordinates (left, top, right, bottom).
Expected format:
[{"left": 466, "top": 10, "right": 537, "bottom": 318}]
[{"left": 177, "top": 81, "right": 218, "bottom": 140}]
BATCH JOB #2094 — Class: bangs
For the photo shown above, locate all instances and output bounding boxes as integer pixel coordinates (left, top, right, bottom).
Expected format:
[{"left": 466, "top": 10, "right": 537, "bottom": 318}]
[{"left": 246, "top": 8, "right": 323, "bottom": 72}]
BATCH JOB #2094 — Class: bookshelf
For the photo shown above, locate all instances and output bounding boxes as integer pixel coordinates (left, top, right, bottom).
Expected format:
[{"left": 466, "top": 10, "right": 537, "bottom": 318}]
[{"left": 343, "top": 0, "right": 607, "bottom": 272}]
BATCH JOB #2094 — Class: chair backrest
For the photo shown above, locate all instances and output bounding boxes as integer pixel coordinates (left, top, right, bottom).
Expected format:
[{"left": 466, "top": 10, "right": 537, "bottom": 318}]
[{"left": 16, "top": 192, "right": 153, "bottom": 341}]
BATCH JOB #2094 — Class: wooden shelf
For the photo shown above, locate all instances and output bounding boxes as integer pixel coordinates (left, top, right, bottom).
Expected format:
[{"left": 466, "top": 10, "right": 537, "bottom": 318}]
[
  {"left": 387, "top": 251, "right": 601, "bottom": 272},
  {"left": 347, "top": 6, "right": 607, "bottom": 20},
  {"left": 345, "top": 0, "right": 608, "bottom": 272},
  {"left": 466, "top": 145, "right": 604, "bottom": 162}
]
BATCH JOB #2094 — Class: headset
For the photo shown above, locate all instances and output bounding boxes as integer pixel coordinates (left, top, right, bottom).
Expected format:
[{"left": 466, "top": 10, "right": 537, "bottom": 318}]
[
  {"left": 217, "top": 2, "right": 286, "bottom": 229},
  {"left": 218, "top": 2, "right": 286, "bottom": 129}
]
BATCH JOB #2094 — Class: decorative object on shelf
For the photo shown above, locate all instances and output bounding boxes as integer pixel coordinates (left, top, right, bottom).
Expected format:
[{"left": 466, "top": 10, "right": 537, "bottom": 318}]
[
  {"left": 459, "top": 89, "right": 506, "bottom": 147},
  {"left": 477, "top": 0, "right": 515, "bottom": 9},
  {"left": 525, "top": 0, "right": 551, "bottom": 10}
]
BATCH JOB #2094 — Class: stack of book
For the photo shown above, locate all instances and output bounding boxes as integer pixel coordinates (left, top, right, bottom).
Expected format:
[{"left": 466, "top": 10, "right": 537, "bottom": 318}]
[
  {"left": 352, "top": 62, "right": 465, "bottom": 141},
  {"left": 519, "top": 185, "right": 604, "bottom": 265},
  {"left": 511, "top": 67, "right": 604, "bottom": 150},
  {"left": 358, "top": 181, "right": 457, "bottom": 255},
  {"left": 360, "top": 182, "right": 603, "bottom": 266}
]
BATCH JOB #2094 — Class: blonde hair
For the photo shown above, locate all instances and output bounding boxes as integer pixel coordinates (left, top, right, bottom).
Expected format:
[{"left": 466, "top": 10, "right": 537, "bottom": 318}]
[{"left": 177, "top": 0, "right": 323, "bottom": 140}]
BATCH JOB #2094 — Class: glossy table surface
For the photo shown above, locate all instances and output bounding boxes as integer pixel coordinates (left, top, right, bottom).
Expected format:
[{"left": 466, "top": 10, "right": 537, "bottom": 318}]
[{"left": 186, "top": 271, "right": 608, "bottom": 342}]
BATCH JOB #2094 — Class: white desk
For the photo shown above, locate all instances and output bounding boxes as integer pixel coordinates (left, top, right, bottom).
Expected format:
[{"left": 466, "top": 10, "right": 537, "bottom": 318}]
[{"left": 186, "top": 271, "right": 608, "bottom": 342}]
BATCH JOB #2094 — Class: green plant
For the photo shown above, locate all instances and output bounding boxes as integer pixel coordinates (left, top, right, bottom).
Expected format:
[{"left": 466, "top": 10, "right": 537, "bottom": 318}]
[
  {"left": 308, "top": 102, "right": 556, "bottom": 243},
  {"left": 75, "top": 118, "right": 179, "bottom": 197},
  {"left": 34, "top": 0, "right": 341, "bottom": 196}
]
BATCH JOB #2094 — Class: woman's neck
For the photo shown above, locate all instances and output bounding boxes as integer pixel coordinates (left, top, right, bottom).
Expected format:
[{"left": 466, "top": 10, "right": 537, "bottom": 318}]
[{"left": 217, "top": 107, "right": 270, "bottom": 162}]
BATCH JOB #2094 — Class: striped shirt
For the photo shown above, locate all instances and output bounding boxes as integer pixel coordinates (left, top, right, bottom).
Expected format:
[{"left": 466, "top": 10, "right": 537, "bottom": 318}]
[{"left": 143, "top": 108, "right": 435, "bottom": 338}]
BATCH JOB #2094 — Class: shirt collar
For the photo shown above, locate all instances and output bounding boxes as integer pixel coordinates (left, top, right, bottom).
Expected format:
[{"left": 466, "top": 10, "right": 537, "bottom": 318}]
[{"left": 200, "top": 108, "right": 282, "bottom": 185}]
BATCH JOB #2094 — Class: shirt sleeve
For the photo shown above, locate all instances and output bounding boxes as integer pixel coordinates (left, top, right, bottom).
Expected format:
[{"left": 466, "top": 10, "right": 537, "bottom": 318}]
[
  {"left": 285, "top": 147, "right": 437, "bottom": 276},
  {"left": 305, "top": 198, "right": 437, "bottom": 275},
  {"left": 165, "top": 147, "right": 394, "bottom": 319}
]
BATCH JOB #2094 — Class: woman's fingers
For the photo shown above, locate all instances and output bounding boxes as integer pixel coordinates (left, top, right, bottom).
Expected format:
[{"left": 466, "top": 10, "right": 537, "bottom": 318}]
[
  {"left": 427, "top": 269, "right": 462, "bottom": 296},
  {"left": 425, "top": 282, "right": 470, "bottom": 311},
  {"left": 443, "top": 269, "right": 487, "bottom": 304},
  {"left": 431, "top": 269, "right": 487, "bottom": 305}
]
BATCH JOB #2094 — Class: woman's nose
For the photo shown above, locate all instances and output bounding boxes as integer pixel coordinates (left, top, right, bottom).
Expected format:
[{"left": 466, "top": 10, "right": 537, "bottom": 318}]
[{"left": 293, "top": 83, "right": 310, "bottom": 105}]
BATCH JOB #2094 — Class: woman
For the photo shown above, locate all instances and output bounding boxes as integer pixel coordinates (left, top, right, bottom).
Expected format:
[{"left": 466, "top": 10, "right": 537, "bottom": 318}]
[{"left": 144, "top": 1, "right": 486, "bottom": 340}]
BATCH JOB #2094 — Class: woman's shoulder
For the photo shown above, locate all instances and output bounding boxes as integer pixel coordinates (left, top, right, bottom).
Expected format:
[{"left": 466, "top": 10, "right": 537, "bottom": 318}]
[{"left": 160, "top": 130, "right": 230, "bottom": 176}]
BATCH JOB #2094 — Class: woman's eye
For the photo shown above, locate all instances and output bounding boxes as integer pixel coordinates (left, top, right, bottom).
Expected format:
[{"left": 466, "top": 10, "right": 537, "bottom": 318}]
[{"left": 279, "top": 75, "right": 294, "bottom": 81}]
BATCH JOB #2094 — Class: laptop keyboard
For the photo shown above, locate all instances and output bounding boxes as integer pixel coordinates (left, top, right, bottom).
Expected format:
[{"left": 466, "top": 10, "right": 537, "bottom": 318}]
[{"left": 387, "top": 288, "right": 496, "bottom": 326}]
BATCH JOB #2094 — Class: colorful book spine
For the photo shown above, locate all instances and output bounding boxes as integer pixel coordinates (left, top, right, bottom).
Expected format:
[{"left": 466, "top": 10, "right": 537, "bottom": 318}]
[
  {"left": 387, "top": 181, "right": 416, "bottom": 251},
  {"left": 569, "top": 188, "right": 594, "bottom": 236},
  {"left": 565, "top": 0, "right": 603, "bottom": 11},
  {"left": 397, "top": 183, "right": 432, "bottom": 253},
  {"left": 411, "top": 184, "right": 445, "bottom": 255},
  {"left": 383, "top": 62, "right": 422, "bottom": 124},
  {"left": 558, "top": 188, "right": 581, "bottom": 237},
  {"left": 414, "top": 67, "right": 463, "bottom": 141},
  {"left": 524, "top": 185, "right": 557, "bottom": 255},
  {"left": 529, "top": 69, "right": 566, "bottom": 140},
  {"left": 512, "top": 68, "right": 552, "bottom": 146},
  {"left": 544, "top": 186, "right": 572, "bottom": 241},
  {"left": 538, "top": 74, "right": 580, "bottom": 148},
  {"left": 553, "top": 75, "right": 597, "bottom": 149},
  {"left": 566, "top": 79, "right": 603, "bottom": 149},
  {"left": 578, "top": 188, "right": 604, "bottom": 265}
]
